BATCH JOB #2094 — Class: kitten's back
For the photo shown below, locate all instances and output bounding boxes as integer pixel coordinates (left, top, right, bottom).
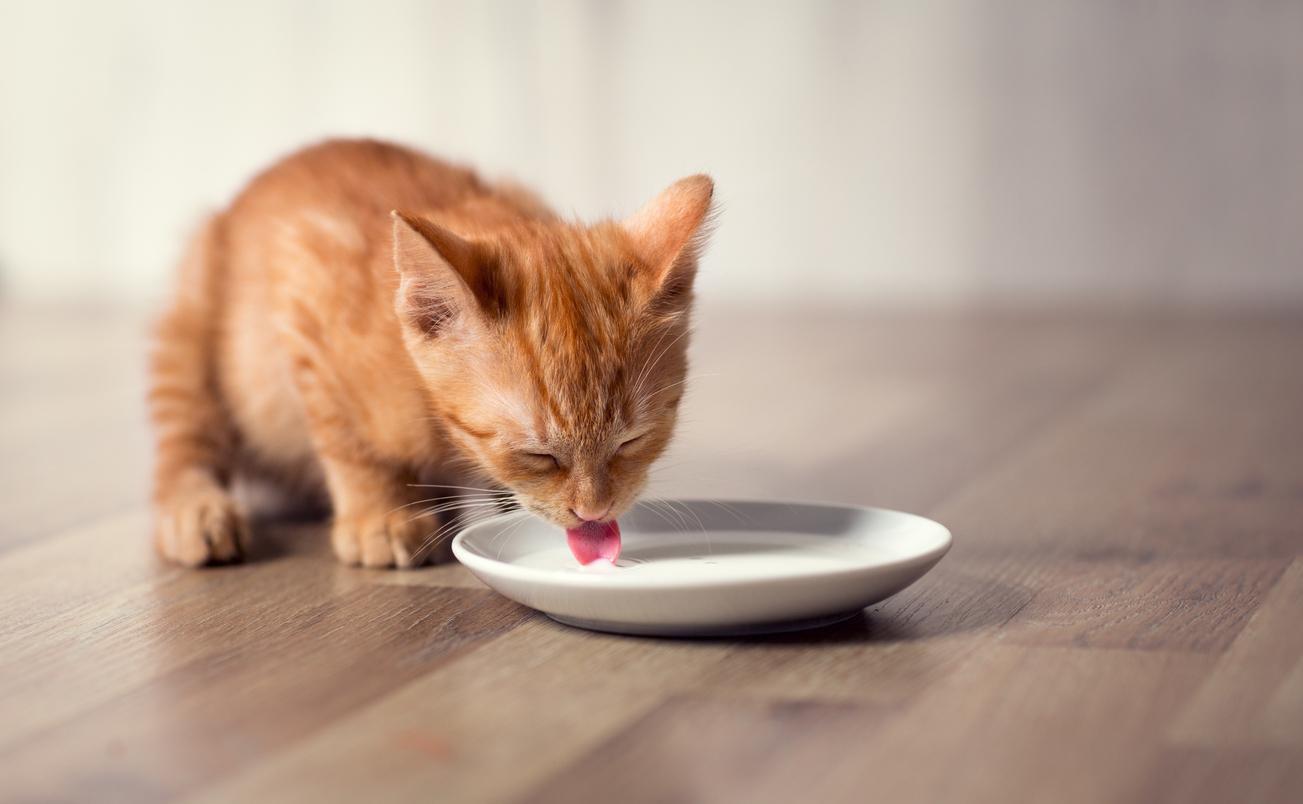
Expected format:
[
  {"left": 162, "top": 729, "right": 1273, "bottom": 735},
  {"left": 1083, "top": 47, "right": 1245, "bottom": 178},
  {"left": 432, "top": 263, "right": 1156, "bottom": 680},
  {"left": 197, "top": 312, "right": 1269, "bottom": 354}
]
[{"left": 213, "top": 140, "right": 514, "bottom": 481}]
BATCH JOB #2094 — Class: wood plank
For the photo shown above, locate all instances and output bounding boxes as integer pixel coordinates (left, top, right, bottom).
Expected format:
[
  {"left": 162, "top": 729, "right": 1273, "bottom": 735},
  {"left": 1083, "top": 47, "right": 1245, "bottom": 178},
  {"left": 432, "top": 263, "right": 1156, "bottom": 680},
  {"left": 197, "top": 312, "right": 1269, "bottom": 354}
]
[
  {"left": 521, "top": 696, "right": 893, "bottom": 804},
  {"left": 690, "top": 558, "right": 1035, "bottom": 704},
  {"left": 1169, "top": 559, "right": 1303, "bottom": 747},
  {"left": 526, "top": 646, "right": 1216, "bottom": 804},
  {"left": 0, "top": 305, "right": 152, "bottom": 549},
  {"left": 0, "top": 518, "right": 363, "bottom": 748},
  {"left": 1, "top": 581, "right": 531, "bottom": 802},
  {"left": 928, "top": 318, "right": 1303, "bottom": 560},
  {"left": 188, "top": 620, "right": 737, "bottom": 804},
  {"left": 1133, "top": 747, "right": 1303, "bottom": 804},
  {"left": 812, "top": 646, "right": 1217, "bottom": 804},
  {"left": 1000, "top": 557, "right": 1288, "bottom": 652},
  {"left": 686, "top": 554, "right": 1281, "bottom": 713}
]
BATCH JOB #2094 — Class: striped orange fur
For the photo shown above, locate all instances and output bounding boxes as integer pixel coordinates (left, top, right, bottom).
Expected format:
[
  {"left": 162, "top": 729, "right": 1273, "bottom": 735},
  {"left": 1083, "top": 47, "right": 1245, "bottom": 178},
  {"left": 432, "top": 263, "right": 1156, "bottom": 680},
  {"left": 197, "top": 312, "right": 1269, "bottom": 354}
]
[{"left": 148, "top": 139, "right": 714, "bottom": 567}]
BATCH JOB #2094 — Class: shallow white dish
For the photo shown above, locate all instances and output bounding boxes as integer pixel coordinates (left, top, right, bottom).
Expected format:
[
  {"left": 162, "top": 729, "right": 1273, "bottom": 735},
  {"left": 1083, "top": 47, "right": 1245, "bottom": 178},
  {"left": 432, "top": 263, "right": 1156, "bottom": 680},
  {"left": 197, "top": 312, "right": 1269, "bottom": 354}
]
[{"left": 452, "top": 499, "right": 952, "bottom": 637}]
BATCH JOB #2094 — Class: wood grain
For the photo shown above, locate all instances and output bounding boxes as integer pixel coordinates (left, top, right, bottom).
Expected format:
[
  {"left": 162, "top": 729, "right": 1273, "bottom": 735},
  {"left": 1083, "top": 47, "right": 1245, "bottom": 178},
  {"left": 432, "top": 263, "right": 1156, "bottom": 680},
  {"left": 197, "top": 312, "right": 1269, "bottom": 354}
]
[
  {"left": 522, "top": 696, "right": 893, "bottom": 804},
  {"left": 0, "top": 305, "right": 1300, "bottom": 803},
  {"left": 999, "top": 557, "right": 1287, "bottom": 652},
  {"left": 1169, "top": 558, "right": 1303, "bottom": 747}
]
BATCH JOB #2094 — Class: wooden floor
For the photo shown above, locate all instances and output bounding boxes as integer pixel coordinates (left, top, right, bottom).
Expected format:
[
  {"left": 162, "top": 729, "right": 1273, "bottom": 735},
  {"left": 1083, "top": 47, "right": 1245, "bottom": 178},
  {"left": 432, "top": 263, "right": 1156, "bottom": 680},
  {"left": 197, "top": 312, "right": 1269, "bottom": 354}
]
[{"left": 2, "top": 304, "right": 1301, "bottom": 803}]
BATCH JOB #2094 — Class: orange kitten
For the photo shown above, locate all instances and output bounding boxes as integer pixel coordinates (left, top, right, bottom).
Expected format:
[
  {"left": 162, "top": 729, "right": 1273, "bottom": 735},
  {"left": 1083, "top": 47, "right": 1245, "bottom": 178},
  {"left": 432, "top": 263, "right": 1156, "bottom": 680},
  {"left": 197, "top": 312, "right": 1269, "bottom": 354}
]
[{"left": 149, "top": 139, "right": 714, "bottom": 567}]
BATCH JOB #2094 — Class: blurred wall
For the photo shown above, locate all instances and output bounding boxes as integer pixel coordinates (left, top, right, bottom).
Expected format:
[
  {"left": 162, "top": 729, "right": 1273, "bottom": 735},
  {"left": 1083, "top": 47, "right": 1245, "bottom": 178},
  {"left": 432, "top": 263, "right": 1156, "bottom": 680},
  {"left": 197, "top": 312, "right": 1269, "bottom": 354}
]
[{"left": 1, "top": 0, "right": 1300, "bottom": 306}]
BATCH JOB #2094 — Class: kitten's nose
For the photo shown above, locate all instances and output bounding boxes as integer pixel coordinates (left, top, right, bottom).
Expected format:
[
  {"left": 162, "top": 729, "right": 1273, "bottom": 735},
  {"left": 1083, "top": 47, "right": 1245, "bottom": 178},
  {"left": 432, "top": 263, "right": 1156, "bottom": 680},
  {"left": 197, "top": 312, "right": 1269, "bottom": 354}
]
[{"left": 570, "top": 504, "right": 611, "bottom": 523}]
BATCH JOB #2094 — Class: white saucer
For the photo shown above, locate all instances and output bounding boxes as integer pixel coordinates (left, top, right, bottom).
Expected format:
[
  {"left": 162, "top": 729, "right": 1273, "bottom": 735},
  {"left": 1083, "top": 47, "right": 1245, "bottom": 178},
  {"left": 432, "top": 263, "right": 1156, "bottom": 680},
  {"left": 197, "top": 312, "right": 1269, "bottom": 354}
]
[{"left": 451, "top": 499, "right": 952, "bottom": 637}]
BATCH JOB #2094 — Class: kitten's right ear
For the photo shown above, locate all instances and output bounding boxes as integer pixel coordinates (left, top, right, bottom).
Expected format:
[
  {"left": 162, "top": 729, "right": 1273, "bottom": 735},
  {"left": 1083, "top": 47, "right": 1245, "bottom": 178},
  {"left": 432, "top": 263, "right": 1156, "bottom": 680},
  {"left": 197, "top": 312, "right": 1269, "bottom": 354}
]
[
  {"left": 622, "top": 175, "right": 715, "bottom": 315},
  {"left": 392, "top": 211, "right": 499, "bottom": 337}
]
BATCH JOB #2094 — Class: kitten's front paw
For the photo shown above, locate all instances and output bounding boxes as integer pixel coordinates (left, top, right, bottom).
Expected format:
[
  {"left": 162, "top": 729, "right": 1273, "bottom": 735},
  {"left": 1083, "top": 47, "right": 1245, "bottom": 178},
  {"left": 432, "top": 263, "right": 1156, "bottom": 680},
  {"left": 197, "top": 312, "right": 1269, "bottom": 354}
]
[
  {"left": 155, "top": 488, "right": 250, "bottom": 567},
  {"left": 331, "top": 510, "right": 446, "bottom": 569}
]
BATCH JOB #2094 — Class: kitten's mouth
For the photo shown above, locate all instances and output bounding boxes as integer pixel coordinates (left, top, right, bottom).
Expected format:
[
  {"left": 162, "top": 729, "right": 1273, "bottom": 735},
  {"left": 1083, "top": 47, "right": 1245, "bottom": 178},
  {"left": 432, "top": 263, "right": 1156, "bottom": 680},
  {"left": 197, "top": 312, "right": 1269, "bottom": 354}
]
[{"left": 566, "top": 520, "right": 621, "bottom": 565}]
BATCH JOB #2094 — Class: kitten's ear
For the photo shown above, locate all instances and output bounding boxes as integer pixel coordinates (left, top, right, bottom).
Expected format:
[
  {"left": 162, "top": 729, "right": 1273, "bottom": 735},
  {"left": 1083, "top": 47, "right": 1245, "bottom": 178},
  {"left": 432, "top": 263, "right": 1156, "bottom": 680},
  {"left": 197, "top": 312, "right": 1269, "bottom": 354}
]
[
  {"left": 392, "top": 211, "right": 501, "bottom": 337},
  {"left": 622, "top": 175, "right": 715, "bottom": 313}
]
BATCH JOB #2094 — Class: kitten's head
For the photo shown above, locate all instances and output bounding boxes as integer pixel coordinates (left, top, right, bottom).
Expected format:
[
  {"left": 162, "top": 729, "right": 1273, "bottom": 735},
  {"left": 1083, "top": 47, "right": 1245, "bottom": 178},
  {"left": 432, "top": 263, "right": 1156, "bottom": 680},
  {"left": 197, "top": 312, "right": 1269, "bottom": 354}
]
[{"left": 391, "top": 176, "right": 714, "bottom": 529}]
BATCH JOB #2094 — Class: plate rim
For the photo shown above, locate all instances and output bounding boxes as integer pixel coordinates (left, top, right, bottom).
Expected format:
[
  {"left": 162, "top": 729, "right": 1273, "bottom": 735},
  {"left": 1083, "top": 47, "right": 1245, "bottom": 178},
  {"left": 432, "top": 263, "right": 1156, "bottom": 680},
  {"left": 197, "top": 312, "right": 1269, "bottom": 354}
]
[{"left": 451, "top": 497, "right": 953, "bottom": 591}]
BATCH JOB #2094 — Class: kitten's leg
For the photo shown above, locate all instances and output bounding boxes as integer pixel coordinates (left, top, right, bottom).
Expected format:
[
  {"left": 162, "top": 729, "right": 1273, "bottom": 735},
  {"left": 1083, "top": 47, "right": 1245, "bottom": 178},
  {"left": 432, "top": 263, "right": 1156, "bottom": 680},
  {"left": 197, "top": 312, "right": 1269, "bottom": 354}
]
[
  {"left": 148, "top": 217, "right": 249, "bottom": 566},
  {"left": 318, "top": 456, "right": 440, "bottom": 568},
  {"left": 280, "top": 319, "right": 439, "bottom": 568}
]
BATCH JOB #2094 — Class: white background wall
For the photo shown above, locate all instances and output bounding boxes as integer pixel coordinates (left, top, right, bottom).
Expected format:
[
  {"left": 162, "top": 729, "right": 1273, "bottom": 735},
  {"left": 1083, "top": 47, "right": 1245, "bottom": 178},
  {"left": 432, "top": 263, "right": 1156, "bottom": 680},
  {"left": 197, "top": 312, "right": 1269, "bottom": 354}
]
[{"left": 1, "top": 0, "right": 1300, "bottom": 306}]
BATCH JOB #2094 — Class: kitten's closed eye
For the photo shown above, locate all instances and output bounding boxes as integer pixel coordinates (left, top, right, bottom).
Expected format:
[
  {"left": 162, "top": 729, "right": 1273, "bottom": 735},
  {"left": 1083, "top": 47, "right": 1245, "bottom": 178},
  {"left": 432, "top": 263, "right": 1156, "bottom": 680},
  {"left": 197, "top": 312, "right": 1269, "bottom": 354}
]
[
  {"left": 617, "top": 435, "right": 644, "bottom": 453},
  {"left": 520, "top": 452, "right": 561, "bottom": 471}
]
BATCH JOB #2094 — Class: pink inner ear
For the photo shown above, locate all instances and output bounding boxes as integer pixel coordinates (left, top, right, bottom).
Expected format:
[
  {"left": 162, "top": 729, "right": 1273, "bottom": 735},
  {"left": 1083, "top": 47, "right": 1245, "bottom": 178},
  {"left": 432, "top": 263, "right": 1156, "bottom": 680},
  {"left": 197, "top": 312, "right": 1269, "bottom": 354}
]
[
  {"left": 566, "top": 520, "right": 622, "bottom": 565},
  {"left": 392, "top": 211, "right": 505, "bottom": 331},
  {"left": 622, "top": 175, "right": 714, "bottom": 275}
]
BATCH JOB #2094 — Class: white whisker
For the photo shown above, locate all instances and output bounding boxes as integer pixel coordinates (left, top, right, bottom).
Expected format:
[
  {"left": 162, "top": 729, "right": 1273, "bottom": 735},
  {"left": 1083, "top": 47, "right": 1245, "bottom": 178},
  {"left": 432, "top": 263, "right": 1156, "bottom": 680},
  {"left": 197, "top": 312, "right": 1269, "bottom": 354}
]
[
  {"left": 405, "top": 499, "right": 506, "bottom": 525},
  {"left": 493, "top": 514, "right": 532, "bottom": 560},
  {"left": 406, "top": 483, "right": 511, "bottom": 494},
  {"left": 630, "top": 324, "right": 693, "bottom": 402}
]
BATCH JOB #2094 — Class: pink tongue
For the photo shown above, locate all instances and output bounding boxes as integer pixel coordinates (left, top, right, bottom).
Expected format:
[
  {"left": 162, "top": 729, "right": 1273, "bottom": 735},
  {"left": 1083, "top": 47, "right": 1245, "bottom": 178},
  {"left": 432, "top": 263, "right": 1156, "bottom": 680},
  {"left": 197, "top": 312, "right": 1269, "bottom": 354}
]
[{"left": 566, "top": 520, "right": 622, "bottom": 565}]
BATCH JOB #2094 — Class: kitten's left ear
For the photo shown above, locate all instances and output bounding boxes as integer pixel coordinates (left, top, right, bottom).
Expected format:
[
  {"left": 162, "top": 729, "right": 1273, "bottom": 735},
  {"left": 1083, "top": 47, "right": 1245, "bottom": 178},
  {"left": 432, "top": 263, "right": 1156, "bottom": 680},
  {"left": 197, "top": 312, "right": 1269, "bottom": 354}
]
[
  {"left": 622, "top": 175, "right": 715, "bottom": 313},
  {"left": 391, "top": 211, "right": 501, "bottom": 338}
]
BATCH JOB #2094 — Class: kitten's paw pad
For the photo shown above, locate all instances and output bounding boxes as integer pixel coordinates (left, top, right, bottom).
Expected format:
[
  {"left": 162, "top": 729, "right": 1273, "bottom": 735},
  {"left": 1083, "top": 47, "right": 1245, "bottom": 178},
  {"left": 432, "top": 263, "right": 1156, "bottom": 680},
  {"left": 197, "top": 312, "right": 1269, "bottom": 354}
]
[
  {"left": 155, "top": 490, "right": 250, "bottom": 567},
  {"left": 331, "top": 511, "right": 443, "bottom": 569}
]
